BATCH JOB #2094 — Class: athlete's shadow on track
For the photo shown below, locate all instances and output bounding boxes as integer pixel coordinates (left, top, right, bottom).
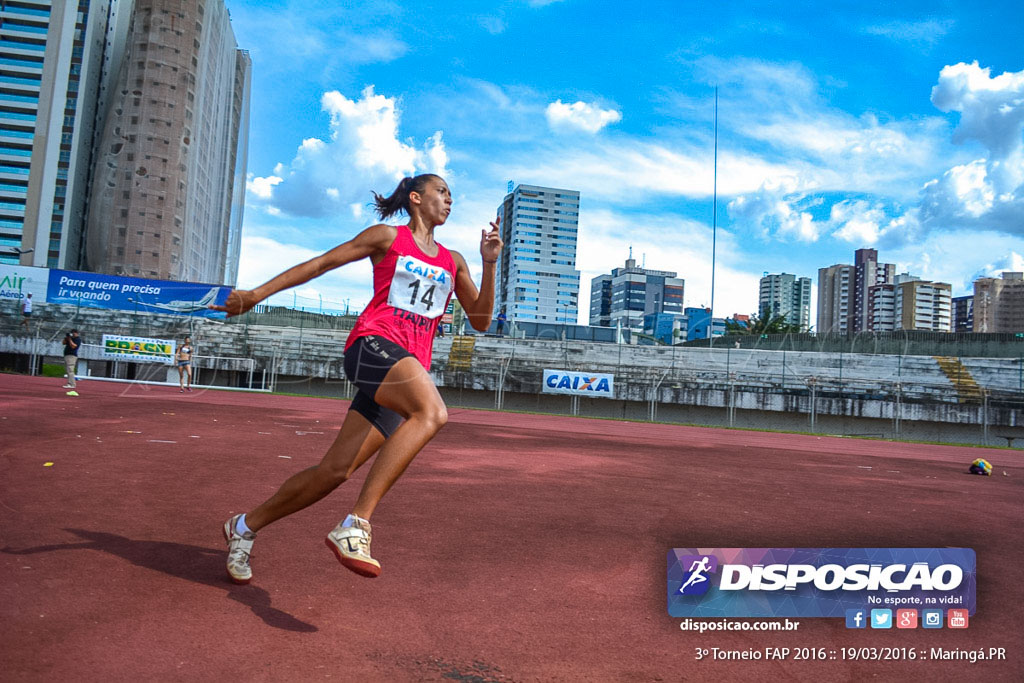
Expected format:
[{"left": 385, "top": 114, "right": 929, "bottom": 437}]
[{"left": 1, "top": 528, "right": 317, "bottom": 633}]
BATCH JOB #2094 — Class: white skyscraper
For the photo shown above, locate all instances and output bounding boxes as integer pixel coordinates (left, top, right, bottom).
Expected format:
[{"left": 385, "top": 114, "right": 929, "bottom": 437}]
[
  {"left": 759, "top": 272, "right": 811, "bottom": 331},
  {"left": 0, "top": 0, "right": 123, "bottom": 268},
  {"left": 86, "top": 0, "right": 251, "bottom": 284},
  {"left": 495, "top": 183, "right": 580, "bottom": 323}
]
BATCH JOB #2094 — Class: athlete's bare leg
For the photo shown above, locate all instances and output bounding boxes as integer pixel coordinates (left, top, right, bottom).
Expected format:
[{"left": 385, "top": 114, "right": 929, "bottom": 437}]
[
  {"left": 245, "top": 410, "right": 386, "bottom": 531},
  {"left": 350, "top": 356, "right": 447, "bottom": 520}
]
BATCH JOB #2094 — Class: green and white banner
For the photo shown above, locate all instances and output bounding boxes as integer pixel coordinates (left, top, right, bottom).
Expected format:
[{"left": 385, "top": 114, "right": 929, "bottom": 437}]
[
  {"left": 102, "top": 334, "right": 176, "bottom": 364},
  {"left": 0, "top": 264, "right": 49, "bottom": 304}
]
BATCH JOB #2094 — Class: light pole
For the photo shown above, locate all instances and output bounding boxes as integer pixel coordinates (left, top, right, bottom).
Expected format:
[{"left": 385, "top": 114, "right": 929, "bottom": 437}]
[{"left": 708, "top": 86, "right": 718, "bottom": 348}]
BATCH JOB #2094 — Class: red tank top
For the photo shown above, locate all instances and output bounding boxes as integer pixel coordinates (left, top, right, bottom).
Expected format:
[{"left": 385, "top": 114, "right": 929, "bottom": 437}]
[{"left": 345, "top": 225, "right": 458, "bottom": 369}]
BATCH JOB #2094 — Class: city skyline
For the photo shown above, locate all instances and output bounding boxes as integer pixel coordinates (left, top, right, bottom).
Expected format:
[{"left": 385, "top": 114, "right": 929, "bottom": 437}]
[{"left": 219, "top": 2, "right": 1020, "bottom": 324}]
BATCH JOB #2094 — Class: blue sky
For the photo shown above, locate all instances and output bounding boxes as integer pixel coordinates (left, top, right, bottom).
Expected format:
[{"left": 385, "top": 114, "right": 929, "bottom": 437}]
[{"left": 227, "top": 0, "right": 1024, "bottom": 325}]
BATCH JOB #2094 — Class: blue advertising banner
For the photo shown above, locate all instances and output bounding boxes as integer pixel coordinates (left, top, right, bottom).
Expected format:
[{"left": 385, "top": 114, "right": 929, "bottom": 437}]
[
  {"left": 668, "top": 548, "right": 976, "bottom": 618},
  {"left": 542, "top": 369, "right": 615, "bottom": 398},
  {"left": 46, "top": 269, "right": 229, "bottom": 318}
]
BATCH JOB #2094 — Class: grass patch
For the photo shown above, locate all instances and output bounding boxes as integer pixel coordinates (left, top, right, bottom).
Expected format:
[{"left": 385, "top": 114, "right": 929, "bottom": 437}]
[{"left": 41, "top": 363, "right": 65, "bottom": 378}]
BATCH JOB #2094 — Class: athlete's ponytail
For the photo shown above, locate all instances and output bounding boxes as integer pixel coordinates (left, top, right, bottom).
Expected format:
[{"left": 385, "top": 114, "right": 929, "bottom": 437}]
[{"left": 372, "top": 173, "right": 443, "bottom": 220}]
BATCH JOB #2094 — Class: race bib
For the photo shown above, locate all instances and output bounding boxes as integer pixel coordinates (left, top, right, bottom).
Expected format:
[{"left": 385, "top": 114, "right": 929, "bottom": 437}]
[{"left": 387, "top": 254, "right": 454, "bottom": 319}]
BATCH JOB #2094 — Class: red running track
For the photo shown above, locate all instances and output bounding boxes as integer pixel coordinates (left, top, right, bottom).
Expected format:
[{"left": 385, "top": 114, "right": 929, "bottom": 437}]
[{"left": 0, "top": 373, "right": 1021, "bottom": 682}]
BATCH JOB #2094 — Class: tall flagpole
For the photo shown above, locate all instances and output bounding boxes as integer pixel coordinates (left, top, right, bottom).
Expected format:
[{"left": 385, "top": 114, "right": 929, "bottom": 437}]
[{"left": 709, "top": 87, "right": 718, "bottom": 347}]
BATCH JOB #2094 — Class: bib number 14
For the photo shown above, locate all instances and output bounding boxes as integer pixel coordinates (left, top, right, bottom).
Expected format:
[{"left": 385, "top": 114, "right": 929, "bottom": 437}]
[{"left": 387, "top": 254, "right": 453, "bottom": 319}]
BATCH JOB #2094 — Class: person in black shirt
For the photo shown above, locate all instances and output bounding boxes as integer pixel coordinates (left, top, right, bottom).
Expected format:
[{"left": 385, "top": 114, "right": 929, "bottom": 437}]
[{"left": 63, "top": 329, "right": 80, "bottom": 394}]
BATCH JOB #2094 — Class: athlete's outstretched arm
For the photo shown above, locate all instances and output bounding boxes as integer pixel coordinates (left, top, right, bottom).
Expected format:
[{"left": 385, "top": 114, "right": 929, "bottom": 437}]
[
  {"left": 212, "top": 224, "right": 397, "bottom": 317},
  {"left": 453, "top": 218, "right": 503, "bottom": 332}
]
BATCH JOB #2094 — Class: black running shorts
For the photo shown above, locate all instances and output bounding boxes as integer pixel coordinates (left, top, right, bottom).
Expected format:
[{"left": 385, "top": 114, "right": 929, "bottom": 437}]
[{"left": 343, "top": 335, "right": 412, "bottom": 438}]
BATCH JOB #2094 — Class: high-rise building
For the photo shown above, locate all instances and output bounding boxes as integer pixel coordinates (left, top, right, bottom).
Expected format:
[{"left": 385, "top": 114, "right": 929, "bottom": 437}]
[
  {"left": 1, "top": 0, "right": 249, "bottom": 284},
  {"left": 495, "top": 183, "right": 580, "bottom": 323},
  {"left": 974, "top": 272, "right": 1024, "bottom": 333},
  {"left": 868, "top": 273, "right": 952, "bottom": 332},
  {"left": 589, "top": 255, "right": 684, "bottom": 330},
  {"left": 895, "top": 278, "right": 951, "bottom": 331},
  {"left": 952, "top": 295, "right": 973, "bottom": 332},
  {"left": 1, "top": 0, "right": 124, "bottom": 268},
  {"left": 852, "top": 248, "right": 894, "bottom": 332},
  {"left": 758, "top": 272, "right": 811, "bottom": 331},
  {"left": 84, "top": 0, "right": 250, "bottom": 284},
  {"left": 817, "top": 264, "right": 853, "bottom": 334},
  {"left": 868, "top": 282, "right": 897, "bottom": 331}
]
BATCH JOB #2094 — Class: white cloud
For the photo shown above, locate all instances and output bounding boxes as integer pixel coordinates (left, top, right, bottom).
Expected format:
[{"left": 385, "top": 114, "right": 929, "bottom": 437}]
[
  {"left": 863, "top": 19, "right": 954, "bottom": 47},
  {"left": 829, "top": 200, "right": 888, "bottom": 244},
  {"left": 887, "top": 233, "right": 1024, "bottom": 296},
  {"left": 921, "top": 62, "right": 1024, "bottom": 232},
  {"left": 238, "top": 235, "right": 374, "bottom": 311},
  {"left": 345, "top": 32, "right": 408, "bottom": 64},
  {"left": 932, "top": 62, "right": 1024, "bottom": 158},
  {"left": 727, "top": 177, "right": 822, "bottom": 242},
  {"left": 545, "top": 100, "right": 622, "bottom": 133},
  {"left": 256, "top": 87, "right": 449, "bottom": 218},
  {"left": 478, "top": 15, "right": 506, "bottom": 34},
  {"left": 246, "top": 174, "right": 282, "bottom": 199},
  {"left": 720, "top": 61, "right": 1024, "bottom": 248},
  {"left": 969, "top": 251, "right": 1024, "bottom": 282},
  {"left": 502, "top": 140, "right": 797, "bottom": 203},
  {"left": 575, "top": 208, "right": 759, "bottom": 321}
]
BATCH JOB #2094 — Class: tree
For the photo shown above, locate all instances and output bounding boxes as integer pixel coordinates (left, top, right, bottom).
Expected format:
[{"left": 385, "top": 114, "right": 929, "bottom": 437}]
[{"left": 725, "top": 308, "right": 803, "bottom": 335}]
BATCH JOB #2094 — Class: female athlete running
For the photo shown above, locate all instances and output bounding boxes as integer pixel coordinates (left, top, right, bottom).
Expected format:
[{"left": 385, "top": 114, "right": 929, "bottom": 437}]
[{"left": 213, "top": 173, "right": 502, "bottom": 582}]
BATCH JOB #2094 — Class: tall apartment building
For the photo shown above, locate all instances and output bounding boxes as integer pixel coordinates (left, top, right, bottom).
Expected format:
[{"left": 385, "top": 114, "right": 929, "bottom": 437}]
[
  {"left": 819, "top": 248, "right": 896, "bottom": 334},
  {"left": 1, "top": 0, "right": 125, "bottom": 268},
  {"left": 758, "top": 272, "right": 811, "bottom": 331},
  {"left": 1, "top": 0, "right": 248, "bottom": 284},
  {"left": 495, "top": 183, "right": 580, "bottom": 323},
  {"left": 974, "top": 272, "right": 1024, "bottom": 333},
  {"left": 589, "top": 255, "right": 684, "bottom": 330},
  {"left": 895, "top": 278, "right": 951, "bottom": 331},
  {"left": 868, "top": 274, "right": 952, "bottom": 332},
  {"left": 852, "top": 248, "right": 895, "bottom": 332},
  {"left": 85, "top": 0, "right": 250, "bottom": 284},
  {"left": 952, "top": 295, "right": 973, "bottom": 332},
  {"left": 816, "top": 264, "right": 852, "bottom": 334}
]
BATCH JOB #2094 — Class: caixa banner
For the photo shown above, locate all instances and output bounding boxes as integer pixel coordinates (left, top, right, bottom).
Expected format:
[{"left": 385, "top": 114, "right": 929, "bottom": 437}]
[
  {"left": 102, "top": 334, "right": 176, "bottom": 364},
  {"left": 667, "top": 548, "right": 976, "bottom": 618},
  {"left": 542, "top": 369, "right": 614, "bottom": 398}
]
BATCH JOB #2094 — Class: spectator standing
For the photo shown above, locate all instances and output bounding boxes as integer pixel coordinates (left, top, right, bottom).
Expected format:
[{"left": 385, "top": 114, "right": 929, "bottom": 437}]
[
  {"left": 19, "top": 292, "right": 32, "bottom": 330},
  {"left": 62, "top": 329, "right": 81, "bottom": 396},
  {"left": 176, "top": 335, "right": 194, "bottom": 392}
]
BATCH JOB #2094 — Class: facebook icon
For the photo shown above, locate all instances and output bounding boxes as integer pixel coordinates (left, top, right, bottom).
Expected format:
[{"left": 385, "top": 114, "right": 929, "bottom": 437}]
[{"left": 846, "top": 609, "right": 867, "bottom": 629}]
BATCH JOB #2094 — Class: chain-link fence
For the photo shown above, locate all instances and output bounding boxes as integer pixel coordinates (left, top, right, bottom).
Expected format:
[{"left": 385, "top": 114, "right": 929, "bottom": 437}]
[
  {"left": 4, "top": 300, "right": 1023, "bottom": 446},
  {"left": 431, "top": 336, "right": 1024, "bottom": 447}
]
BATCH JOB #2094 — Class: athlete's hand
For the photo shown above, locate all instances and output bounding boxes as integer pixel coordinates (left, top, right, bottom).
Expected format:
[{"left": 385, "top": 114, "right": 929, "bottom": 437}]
[
  {"left": 209, "top": 289, "right": 257, "bottom": 317},
  {"left": 481, "top": 216, "right": 503, "bottom": 264}
]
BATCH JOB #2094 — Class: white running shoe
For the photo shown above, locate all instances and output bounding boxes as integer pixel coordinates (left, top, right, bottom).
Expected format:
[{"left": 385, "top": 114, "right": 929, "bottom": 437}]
[
  {"left": 223, "top": 514, "right": 256, "bottom": 584},
  {"left": 325, "top": 516, "right": 381, "bottom": 578}
]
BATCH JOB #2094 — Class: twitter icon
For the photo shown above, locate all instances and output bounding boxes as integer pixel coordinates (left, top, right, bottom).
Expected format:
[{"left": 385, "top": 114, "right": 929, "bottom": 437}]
[{"left": 870, "top": 609, "right": 893, "bottom": 629}]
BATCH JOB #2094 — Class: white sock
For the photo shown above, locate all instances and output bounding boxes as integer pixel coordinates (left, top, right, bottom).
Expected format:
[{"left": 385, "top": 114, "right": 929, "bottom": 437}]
[
  {"left": 341, "top": 513, "right": 364, "bottom": 528},
  {"left": 236, "top": 514, "right": 252, "bottom": 535}
]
